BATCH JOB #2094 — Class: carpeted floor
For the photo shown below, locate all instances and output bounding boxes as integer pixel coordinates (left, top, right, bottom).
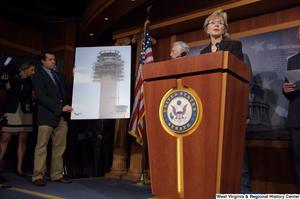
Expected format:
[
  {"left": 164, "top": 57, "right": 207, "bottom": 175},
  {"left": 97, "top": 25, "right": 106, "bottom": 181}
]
[
  {"left": 0, "top": 172, "right": 256, "bottom": 199},
  {"left": 0, "top": 173, "right": 154, "bottom": 199}
]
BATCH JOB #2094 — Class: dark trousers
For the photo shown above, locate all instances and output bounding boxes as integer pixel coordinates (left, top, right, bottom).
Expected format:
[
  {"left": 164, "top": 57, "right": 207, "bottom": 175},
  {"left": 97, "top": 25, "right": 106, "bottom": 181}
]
[
  {"left": 93, "top": 141, "right": 113, "bottom": 177},
  {"left": 289, "top": 128, "right": 300, "bottom": 193},
  {"left": 93, "top": 143, "right": 101, "bottom": 177},
  {"left": 73, "top": 138, "right": 92, "bottom": 178},
  {"left": 241, "top": 146, "right": 252, "bottom": 192}
]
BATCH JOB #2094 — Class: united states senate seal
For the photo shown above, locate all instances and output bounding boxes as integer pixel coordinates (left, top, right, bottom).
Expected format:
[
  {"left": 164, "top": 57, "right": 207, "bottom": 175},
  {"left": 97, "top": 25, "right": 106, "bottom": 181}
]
[{"left": 159, "top": 88, "right": 202, "bottom": 135}]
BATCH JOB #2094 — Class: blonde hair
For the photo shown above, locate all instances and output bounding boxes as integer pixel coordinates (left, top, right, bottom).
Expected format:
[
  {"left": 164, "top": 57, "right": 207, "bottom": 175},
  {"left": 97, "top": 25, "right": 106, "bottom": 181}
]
[
  {"left": 20, "top": 62, "right": 36, "bottom": 71},
  {"left": 203, "top": 9, "right": 229, "bottom": 37}
]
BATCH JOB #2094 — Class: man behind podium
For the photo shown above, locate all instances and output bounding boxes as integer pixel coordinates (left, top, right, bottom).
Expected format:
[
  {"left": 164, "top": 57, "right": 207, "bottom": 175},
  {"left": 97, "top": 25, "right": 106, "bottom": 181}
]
[
  {"left": 32, "top": 50, "right": 74, "bottom": 186},
  {"left": 170, "top": 41, "right": 189, "bottom": 59}
]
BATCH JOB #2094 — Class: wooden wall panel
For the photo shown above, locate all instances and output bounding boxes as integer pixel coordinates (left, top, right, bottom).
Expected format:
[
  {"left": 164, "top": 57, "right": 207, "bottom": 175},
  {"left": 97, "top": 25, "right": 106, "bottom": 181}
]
[
  {"left": 176, "top": 29, "right": 206, "bottom": 44},
  {"left": 43, "top": 20, "right": 76, "bottom": 49},
  {"left": 152, "top": 36, "right": 171, "bottom": 62},
  {"left": 54, "top": 49, "right": 75, "bottom": 81},
  {"left": 63, "top": 50, "right": 76, "bottom": 81},
  {"left": 0, "top": 17, "right": 43, "bottom": 54},
  {"left": 0, "top": 44, "right": 37, "bottom": 56},
  {"left": 247, "top": 146, "right": 296, "bottom": 193},
  {"left": 0, "top": 18, "right": 76, "bottom": 84},
  {"left": 154, "top": 5, "right": 300, "bottom": 62},
  {"left": 43, "top": 20, "right": 76, "bottom": 81},
  {"left": 230, "top": 6, "right": 300, "bottom": 35},
  {"left": 248, "top": 147, "right": 295, "bottom": 184}
]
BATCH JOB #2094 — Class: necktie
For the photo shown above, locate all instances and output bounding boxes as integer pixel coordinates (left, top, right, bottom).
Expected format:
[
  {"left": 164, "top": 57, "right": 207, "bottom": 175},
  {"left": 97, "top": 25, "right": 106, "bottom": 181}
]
[{"left": 51, "top": 70, "right": 64, "bottom": 102}]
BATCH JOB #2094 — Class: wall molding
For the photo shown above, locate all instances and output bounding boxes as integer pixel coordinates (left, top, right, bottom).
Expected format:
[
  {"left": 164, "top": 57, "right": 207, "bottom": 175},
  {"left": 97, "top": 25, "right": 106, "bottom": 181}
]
[
  {"left": 0, "top": 39, "right": 40, "bottom": 55},
  {"left": 246, "top": 140, "right": 291, "bottom": 148},
  {"left": 49, "top": 45, "right": 75, "bottom": 53},
  {"left": 0, "top": 39, "right": 75, "bottom": 55},
  {"left": 113, "top": 0, "right": 260, "bottom": 40}
]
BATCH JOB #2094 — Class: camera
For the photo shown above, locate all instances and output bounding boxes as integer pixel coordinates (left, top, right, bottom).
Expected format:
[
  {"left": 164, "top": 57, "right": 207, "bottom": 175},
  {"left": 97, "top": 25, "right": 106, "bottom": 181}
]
[
  {"left": 1, "top": 63, "right": 20, "bottom": 78},
  {"left": 1, "top": 57, "right": 20, "bottom": 82}
]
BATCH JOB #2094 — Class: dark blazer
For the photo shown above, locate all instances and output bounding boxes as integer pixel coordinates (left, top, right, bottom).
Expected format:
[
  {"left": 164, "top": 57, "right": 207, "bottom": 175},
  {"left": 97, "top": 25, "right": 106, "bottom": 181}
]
[
  {"left": 200, "top": 37, "right": 244, "bottom": 61},
  {"left": 32, "top": 67, "right": 72, "bottom": 126},
  {"left": 283, "top": 52, "right": 300, "bottom": 128},
  {"left": 5, "top": 78, "right": 33, "bottom": 114}
]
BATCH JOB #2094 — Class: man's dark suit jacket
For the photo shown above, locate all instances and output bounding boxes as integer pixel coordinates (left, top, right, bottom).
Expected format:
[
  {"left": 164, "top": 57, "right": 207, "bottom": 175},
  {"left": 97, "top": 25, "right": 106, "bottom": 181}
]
[
  {"left": 5, "top": 78, "right": 33, "bottom": 114},
  {"left": 32, "top": 67, "right": 72, "bottom": 127},
  {"left": 283, "top": 52, "right": 300, "bottom": 128},
  {"left": 200, "top": 37, "right": 244, "bottom": 61}
]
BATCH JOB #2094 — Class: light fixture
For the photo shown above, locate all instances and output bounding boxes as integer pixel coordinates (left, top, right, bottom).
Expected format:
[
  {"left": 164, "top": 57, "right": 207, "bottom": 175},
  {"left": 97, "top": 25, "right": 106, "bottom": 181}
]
[
  {"left": 90, "top": 33, "right": 93, "bottom": 36},
  {"left": 104, "top": 17, "right": 109, "bottom": 21}
]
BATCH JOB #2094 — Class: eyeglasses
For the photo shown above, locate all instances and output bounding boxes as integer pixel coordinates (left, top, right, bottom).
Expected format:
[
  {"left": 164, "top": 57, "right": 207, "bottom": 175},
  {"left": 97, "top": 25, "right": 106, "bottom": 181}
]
[{"left": 208, "top": 20, "right": 225, "bottom": 25}]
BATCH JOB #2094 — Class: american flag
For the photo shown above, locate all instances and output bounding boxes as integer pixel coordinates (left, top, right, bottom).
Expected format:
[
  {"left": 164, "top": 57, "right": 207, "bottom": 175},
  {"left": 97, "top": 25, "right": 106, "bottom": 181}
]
[{"left": 128, "top": 19, "right": 154, "bottom": 145}]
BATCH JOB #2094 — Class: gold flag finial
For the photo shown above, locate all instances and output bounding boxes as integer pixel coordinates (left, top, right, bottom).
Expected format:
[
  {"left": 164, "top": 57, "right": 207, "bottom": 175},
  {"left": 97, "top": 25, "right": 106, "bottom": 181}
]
[{"left": 147, "top": 5, "right": 153, "bottom": 20}]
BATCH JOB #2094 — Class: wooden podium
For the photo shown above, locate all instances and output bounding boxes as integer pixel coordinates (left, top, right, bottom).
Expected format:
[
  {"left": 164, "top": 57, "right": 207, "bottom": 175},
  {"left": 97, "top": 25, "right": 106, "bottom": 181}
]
[{"left": 142, "top": 51, "right": 251, "bottom": 199}]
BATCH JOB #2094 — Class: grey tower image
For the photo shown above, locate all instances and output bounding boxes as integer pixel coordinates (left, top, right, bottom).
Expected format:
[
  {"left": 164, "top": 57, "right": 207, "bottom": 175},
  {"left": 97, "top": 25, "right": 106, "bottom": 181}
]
[{"left": 92, "top": 50, "right": 127, "bottom": 118}]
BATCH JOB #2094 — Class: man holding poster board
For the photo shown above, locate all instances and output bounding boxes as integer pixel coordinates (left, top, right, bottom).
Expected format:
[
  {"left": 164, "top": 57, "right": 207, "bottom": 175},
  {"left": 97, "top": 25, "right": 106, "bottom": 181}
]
[{"left": 32, "top": 50, "right": 74, "bottom": 186}]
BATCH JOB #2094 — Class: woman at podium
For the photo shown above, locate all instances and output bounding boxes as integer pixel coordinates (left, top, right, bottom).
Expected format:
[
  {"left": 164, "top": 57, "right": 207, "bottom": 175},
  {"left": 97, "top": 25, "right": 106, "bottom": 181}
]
[
  {"left": 200, "top": 9, "right": 244, "bottom": 61},
  {"left": 201, "top": 9, "right": 253, "bottom": 192}
]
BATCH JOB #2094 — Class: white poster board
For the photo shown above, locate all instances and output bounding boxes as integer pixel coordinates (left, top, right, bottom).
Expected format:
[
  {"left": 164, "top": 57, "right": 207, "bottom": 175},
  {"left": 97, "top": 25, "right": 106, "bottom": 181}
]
[{"left": 71, "top": 46, "right": 131, "bottom": 119}]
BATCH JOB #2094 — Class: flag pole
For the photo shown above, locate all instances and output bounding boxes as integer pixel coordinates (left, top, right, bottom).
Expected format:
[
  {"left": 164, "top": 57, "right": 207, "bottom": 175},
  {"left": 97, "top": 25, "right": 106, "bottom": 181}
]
[{"left": 132, "top": 5, "right": 153, "bottom": 186}]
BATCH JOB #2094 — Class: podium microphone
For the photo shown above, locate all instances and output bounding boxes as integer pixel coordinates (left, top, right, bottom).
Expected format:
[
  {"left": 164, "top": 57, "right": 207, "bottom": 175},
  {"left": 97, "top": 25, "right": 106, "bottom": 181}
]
[
  {"left": 175, "top": 51, "right": 187, "bottom": 59},
  {"left": 215, "top": 43, "right": 220, "bottom": 51}
]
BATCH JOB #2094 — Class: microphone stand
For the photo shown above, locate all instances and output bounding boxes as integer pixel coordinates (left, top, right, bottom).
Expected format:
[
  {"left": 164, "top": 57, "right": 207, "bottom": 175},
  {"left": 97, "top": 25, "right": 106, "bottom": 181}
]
[{"left": 215, "top": 43, "right": 220, "bottom": 51}]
